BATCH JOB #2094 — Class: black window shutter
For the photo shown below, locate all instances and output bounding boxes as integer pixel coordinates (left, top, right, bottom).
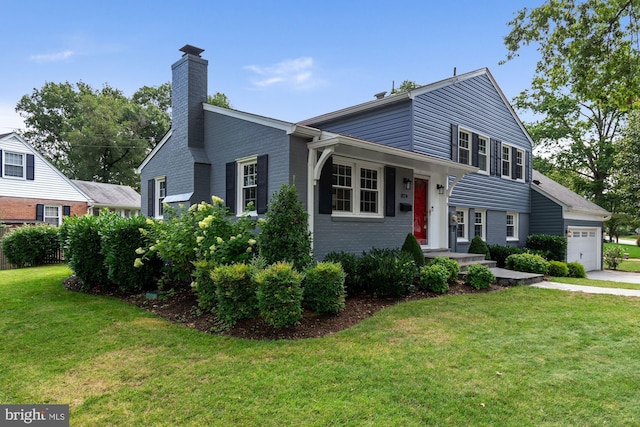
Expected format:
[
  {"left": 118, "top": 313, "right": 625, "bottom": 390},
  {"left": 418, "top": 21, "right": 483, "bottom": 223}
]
[
  {"left": 147, "top": 179, "right": 155, "bottom": 217},
  {"left": 26, "top": 154, "right": 35, "bottom": 180},
  {"left": 385, "top": 167, "right": 396, "bottom": 217},
  {"left": 63, "top": 205, "right": 71, "bottom": 217},
  {"left": 257, "top": 155, "right": 268, "bottom": 214},
  {"left": 225, "top": 162, "right": 236, "bottom": 213},
  {"left": 471, "top": 133, "right": 479, "bottom": 167},
  {"left": 318, "top": 155, "right": 333, "bottom": 214},
  {"left": 450, "top": 124, "right": 459, "bottom": 163},
  {"left": 0, "top": 150, "right": 3, "bottom": 177},
  {"left": 511, "top": 146, "right": 518, "bottom": 180},
  {"left": 36, "top": 204, "right": 44, "bottom": 222},
  {"left": 525, "top": 151, "right": 530, "bottom": 182},
  {"left": 491, "top": 139, "right": 501, "bottom": 176}
]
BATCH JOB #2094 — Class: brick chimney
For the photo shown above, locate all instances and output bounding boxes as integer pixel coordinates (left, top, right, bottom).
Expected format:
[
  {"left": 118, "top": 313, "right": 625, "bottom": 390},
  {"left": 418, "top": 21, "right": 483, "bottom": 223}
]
[{"left": 171, "top": 44, "right": 208, "bottom": 149}]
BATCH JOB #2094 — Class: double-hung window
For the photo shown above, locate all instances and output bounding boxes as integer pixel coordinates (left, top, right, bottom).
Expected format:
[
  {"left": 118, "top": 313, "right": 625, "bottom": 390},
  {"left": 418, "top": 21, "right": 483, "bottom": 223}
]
[
  {"left": 456, "top": 209, "right": 468, "bottom": 241},
  {"left": 502, "top": 145, "right": 511, "bottom": 178},
  {"left": 332, "top": 158, "right": 382, "bottom": 216},
  {"left": 474, "top": 210, "right": 486, "bottom": 240},
  {"left": 458, "top": 130, "right": 471, "bottom": 165},
  {"left": 506, "top": 212, "right": 519, "bottom": 240},
  {"left": 156, "top": 177, "right": 166, "bottom": 218},
  {"left": 515, "top": 149, "right": 524, "bottom": 180},
  {"left": 4, "top": 151, "right": 25, "bottom": 178},
  {"left": 501, "top": 144, "right": 525, "bottom": 181},
  {"left": 478, "top": 136, "right": 489, "bottom": 174},
  {"left": 44, "top": 205, "right": 61, "bottom": 226},
  {"left": 239, "top": 159, "right": 258, "bottom": 212}
]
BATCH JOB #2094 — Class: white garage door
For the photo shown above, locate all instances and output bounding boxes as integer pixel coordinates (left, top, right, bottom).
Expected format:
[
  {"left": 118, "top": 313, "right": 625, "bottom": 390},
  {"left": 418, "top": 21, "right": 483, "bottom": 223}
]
[{"left": 566, "top": 227, "right": 601, "bottom": 271}]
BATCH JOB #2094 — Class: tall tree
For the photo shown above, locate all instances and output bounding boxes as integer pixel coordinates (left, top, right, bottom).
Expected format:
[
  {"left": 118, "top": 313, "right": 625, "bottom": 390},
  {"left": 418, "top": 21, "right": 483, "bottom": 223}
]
[
  {"left": 614, "top": 110, "right": 640, "bottom": 215},
  {"left": 503, "top": 0, "right": 640, "bottom": 207}
]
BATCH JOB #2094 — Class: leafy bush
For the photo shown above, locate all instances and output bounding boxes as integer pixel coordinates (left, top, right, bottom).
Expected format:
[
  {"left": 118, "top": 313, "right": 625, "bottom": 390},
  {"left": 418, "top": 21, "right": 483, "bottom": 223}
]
[
  {"left": 359, "top": 248, "right": 418, "bottom": 297},
  {"left": 547, "top": 260, "right": 569, "bottom": 277},
  {"left": 526, "top": 234, "right": 567, "bottom": 261},
  {"left": 255, "top": 262, "right": 303, "bottom": 329},
  {"left": 505, "top": 253, "right": 549, "bottom": 274},
  {"left": 209, "top": 263, "right": 258, "bottom": 325},
  {"left": 487, "top": 244, "right": 526, "bottom": 268},
  {"left": 604, "top": 245, "right": 624, "bottom": 270},
  {"left": 303, "top": 262, "right": 346, "bottom": 314},
  {"left": 468, "top": 235, "right": 490, "bottom": 259},
  {"left": 324, "top": 251, "right": 362, "bottom": 296},
  {"left": 1, "top": 225, "right": 60, "bottom": 268},
  {"left": 465, "top": 264, "right": 495, "bottom": 289},
  {"left": 427, "top": 256, "right": 460, "bottom": 284},
  {"left": 419, "top": 264, "right": 449, "bottom": 294},
  {"left": 258, "top": 184, "right": 312, "bottom": 271},
  {"left": 567, "top": 262, "right": 587, "bottom": 278},
  {"left": 101, "top": 213, "right": 162, "bottom": 292},
  {"left": 401, "top": 233, "right": 425, "bottom": 267},
  {"left": 63, "top": 214, "right": 110, "bottom": 290}
]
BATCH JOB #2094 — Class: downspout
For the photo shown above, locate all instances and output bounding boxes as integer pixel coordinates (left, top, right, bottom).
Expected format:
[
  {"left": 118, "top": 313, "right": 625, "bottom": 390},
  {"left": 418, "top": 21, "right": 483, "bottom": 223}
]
[{"left": 307, "top": 145, "right": 317, "bottom": 251}]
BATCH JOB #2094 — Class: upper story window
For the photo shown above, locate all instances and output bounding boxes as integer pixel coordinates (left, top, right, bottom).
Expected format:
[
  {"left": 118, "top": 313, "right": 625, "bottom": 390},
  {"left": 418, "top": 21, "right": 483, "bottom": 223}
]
[
  {"left": 238, "top": 157, "right": 258, "bottom": 213},
  {"left": 478, "top": 136, "right": 489, "bottom": 174},
  {"left": 332, "top": 158, "right": 382, "bottom": 217},
  {"left": 502, "top": 144, "right": 525, "bottom": 181},
  {"left": 515, "top": 150, "right": 524, "bottom": 180},
  {"left": 456, "top": 209, "right": 468, "bottom": 242},
  {"left": 502, "top": 145, "right": 511, "bottom": 178},
  {"left": 156, "top": 177, "right": 166, "bottom": 218},
  {"left": 4, "top": 151, "right": 25, "bottom": 178},
  {"left": 458, "top": 130, "right": 471, "bottom": 165}
]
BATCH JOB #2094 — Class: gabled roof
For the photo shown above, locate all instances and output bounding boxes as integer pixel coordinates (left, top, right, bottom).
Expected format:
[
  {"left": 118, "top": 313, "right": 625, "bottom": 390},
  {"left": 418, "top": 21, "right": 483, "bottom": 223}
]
[
  {"left": 71, "top": 180, "right": 140, "bottom": 209},
  {"left": 531, "top": 170, "right": 610, "bottom": 218},
  {"left": 299, "top": 68, "right": 534, "bottom": 148}
]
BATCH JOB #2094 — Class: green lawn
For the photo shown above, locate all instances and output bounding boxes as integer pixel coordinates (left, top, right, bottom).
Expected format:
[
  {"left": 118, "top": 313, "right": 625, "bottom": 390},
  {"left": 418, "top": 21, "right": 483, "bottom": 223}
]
[
  {"left": 2, "top": 265, "right": 640, "bottom": 426},
  {"left": 604, "top": 242, "right": 640, "bottom": 258},
  {"left": 549, "top": 276, "right": 640, "bottom": 290}
]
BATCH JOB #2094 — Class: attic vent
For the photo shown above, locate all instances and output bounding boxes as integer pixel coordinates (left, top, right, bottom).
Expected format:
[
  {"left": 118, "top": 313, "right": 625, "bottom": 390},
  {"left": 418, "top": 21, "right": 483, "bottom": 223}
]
[
  {"left": 179, "top": 44, "right": 205, "bottom": 57},
  {"left": 374, "top": 91, "right": 387, "bottom": 99}
]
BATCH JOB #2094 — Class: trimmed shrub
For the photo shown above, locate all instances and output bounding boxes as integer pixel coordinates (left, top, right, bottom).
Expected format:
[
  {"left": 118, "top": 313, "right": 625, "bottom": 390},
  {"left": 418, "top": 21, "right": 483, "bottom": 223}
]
[
  {"left": 258, "top": 184, "right": 313, "bottom": 271},
  {"left": 567, "top": 262, "right": 587, "bottom": 278},
  {"left": 101, "top": 213, "right": 162, "bottom": 292},
  {"left": 547, "top": 260, "right": 569, "bottom": 277},
  {"left": 419, "top": 264, "right": 449, "bottom": 294},
  {"left": 63, "top": 214, "right": 110, "bottom": 290},
  {"left": 604, "top": 245, "right": 624, "bottom": 270},
  {"left": 427, "top": 256, "right": 460, "bottom": 284},
  {"left": 506, "top": 253, "right": 549, "bottom": 274},
  {"left": 324, "top": 251, "right": 362, "bottom": 296},
  {"left": 256, "top": 262, "right": 303, "bottom": 329},
  {"left": 359, "top": 248, "right": 418, "bottom": 297},
  {"left": 401, "top": 233, "right": 425, "bottom": 267},
  {"left": 1, "top": 225, "right": 60, "bottom": 268},
  {"left": 468, "top": 235, "right": 490, "bottom": 259},
  {"left": 303, "top": 262, "right": 346, "bottom": 314},
  {"left": 526, "top": 234, "right": 567, "bottom": 262},
  {"left": 209, "top": 263, "right": 258, "bottom": 325},
  {"left": 465, "top": 264, "right": 495, "bottom": 289},
  {"left": 487, "top": 244, "right": 526, "bottom": 268}
]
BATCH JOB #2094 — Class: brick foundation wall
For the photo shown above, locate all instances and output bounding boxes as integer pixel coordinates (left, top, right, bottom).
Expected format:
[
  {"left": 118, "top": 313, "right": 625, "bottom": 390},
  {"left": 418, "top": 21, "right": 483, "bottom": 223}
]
[{"left": 0, "top": 196, "right": 88, "bottom": 225}]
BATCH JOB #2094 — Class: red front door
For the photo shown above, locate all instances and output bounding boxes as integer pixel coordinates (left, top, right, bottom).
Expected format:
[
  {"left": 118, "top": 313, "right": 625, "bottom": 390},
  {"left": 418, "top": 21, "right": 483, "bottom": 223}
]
[{"left": 413, "top": 178, "right": 428, "bottom": 245}]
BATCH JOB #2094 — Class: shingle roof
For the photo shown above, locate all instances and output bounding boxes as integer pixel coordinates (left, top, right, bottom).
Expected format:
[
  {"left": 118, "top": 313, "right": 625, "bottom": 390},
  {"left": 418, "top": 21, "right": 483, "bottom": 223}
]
[
  {"left": 531, "top": 170, "right": 610, "bottom": 216},
  {"left": 71, "top": 180, "right": 140, "bottom": 209}
]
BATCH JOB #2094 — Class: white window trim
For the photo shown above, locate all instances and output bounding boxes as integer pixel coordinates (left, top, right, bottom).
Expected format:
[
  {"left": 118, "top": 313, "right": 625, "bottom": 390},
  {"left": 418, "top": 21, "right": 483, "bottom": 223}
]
[
  {"left": 501, "top": 145, "right": 512, "bottom": 179},
  {"left": 236, "top": 156, "right": 258, "bottom": 215},
  {"left": 506, "top": 212, "right": 519, "bottom": 241},
  {"left": 458, "top": 130, "right": 471, "bottom": 166},
  {"left": 477, "top": 136, "right": 490, "bottom": 175},
  {"left": 155, "top": 177, "right": 166, "bottom": 219},
  {"left": 473, "top": 209, "right": 486, "bottom": 241},
  {"left": 501, "top": 143, "right": 525, "bottom": 182},
  {"left": 44, "top": 205, "right": 61, "bottom": 226},
  {"left": 3, "top": 151, "right": 26, "bottom": 180},
  {"left": 331, "top": 157, "right": 384, "bottom": 218},
  {"left": 456, "top": 208, "right": 469, "bottom": 242},
  {"left": 515, "top": 148, "right": 525, "bottom": 182}
]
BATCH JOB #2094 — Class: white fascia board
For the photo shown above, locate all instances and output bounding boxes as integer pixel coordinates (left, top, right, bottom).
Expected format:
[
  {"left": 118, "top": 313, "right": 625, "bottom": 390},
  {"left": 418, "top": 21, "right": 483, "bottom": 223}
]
[
  {"left": 564, "top": 208, "right": 611, "bottom": 222},
  {"left": 136, "top": 129, "right": 173, "bottom": 173}
]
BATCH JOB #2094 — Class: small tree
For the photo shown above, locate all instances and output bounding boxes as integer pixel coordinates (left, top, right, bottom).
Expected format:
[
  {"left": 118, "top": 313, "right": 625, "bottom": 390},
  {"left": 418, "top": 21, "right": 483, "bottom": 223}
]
[
  {"left": 257, "top": 184, "right": 312, "bottom": 271},
  {"left": 468, "top": 235, "right": 490, "bottom": 260}
]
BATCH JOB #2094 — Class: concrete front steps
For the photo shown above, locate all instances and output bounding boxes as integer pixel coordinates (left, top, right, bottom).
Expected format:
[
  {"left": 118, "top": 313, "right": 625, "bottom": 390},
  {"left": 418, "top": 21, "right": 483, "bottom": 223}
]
[{"left": 424, "top": 251, "right": 544, "bottom": 286}]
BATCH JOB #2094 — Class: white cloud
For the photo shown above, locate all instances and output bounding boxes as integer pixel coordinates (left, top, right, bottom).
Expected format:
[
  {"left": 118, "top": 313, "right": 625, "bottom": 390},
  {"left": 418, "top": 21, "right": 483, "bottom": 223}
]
[
  {"left": 29, "top": 50, "right": 75, "bottom": 63},
  {"left": 245, "top": 57, "right": 321, "bottom": 90}
]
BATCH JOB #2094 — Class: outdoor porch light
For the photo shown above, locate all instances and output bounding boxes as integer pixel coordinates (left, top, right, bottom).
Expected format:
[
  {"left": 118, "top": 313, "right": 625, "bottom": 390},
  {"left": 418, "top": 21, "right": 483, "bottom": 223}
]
[
  {"left": 403, "top": 178, "right": 412, "bottom": 190},
  {"left": 436, "top": 184, "right": 445, "bottom": 195}
]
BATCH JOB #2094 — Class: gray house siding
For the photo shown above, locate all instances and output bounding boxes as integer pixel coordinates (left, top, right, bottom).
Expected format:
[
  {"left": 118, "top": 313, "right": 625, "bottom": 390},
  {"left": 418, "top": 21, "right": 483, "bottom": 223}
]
[
  {"left": 309, "top": 102, "right": 413, "bottom": 150},
  {"left": 449, "top": 174, "right": 530, "bottom": 213},
  {"left": 289, "top": 136, "right": 309, "bottom": 210},
  {"left": 312, "top": 165, "right": 413, "bottom": 260},
  {"left": 455, "top": 209, "right": 529, "bottom": 252},
  {"left": 564, "top": 219, "right": 604, "bottom": 229},
  {"left": 530, "top": 190, "right": 564, "bottom": 236}
]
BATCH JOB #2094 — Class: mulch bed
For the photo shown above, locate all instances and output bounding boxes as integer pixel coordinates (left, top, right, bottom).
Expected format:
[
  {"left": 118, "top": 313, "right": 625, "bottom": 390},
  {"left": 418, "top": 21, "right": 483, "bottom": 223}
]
[{"left": 63, "top": 276, "right": 505, "bottom": 340}]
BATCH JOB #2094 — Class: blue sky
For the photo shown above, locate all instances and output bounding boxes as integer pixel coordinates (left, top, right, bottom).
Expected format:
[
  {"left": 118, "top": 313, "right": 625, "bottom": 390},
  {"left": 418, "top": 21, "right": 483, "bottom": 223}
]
[{"left": 0, "top": 0, "right": 544, "bottom": 133}]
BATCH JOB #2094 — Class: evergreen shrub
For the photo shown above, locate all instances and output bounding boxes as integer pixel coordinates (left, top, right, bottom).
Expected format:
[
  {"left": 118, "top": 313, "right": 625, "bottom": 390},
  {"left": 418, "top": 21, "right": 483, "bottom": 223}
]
[
  {"left": 468, "top": 235, "right": 490, "bottom": 259},
  {"left": 547, "top": 260, "right": 569, "bottom": 277},
  {"left": 359, "top": 248, "right": 418, "bottom": 297},
  {"left": 303, "top": 262, "right": 346, "bottom": 314},
  {"left": 256, "top": 262, "right": 303, "bottom": 329},
  {"left": 401, "top": 233, "right": 425, "bottom": 267},
  {"left": 419, "top": 264, "right": 449, "bottom": 294},
  {"left": 506, "top": 253, "right": 549, "bottom": 274},
  {"left": 567, "top": 262, "right": 587, "bottom": 278},
  {"left": 1, "top": 224, "right": 60, "bottom": 268},
  {"left": 526, "top": 234, "right": 567, "bottom": 261},
  {"left": 427, "top": 256, "right": 460, "bottom": 284},
  {"left": 63, "top": 214, "right": 110, "bottom": 290},
  {"left": 465, "top": 264, "right": 495, "bottom": 289},
  {"left": 487, "top": 244, "right": 526, "bottom": 268},
  {"left": 324, "top": 251, "right": 362, "bottom": 296},
  {"left": 209, "top": 263, "right": 258, "bottom": 325}
]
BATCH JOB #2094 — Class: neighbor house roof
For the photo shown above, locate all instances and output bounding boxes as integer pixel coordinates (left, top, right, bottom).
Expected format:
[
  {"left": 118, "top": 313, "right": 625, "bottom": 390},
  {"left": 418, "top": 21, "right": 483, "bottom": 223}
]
[
  {"left": 531, "top": 170, "right": 610, "bottom": 218},
  {"left": 71, "top": 180, "right": 140, "bottom": 209}
]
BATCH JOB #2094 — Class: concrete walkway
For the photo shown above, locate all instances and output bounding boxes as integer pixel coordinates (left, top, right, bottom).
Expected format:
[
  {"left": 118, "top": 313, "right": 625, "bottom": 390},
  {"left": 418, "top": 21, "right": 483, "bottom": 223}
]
[{"left": 531, "top": 269, "right": 640, "bottom": 297}]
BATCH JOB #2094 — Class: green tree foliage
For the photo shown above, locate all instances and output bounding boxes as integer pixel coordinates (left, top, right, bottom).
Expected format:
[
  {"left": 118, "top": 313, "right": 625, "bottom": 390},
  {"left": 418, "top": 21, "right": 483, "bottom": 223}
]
[
  {"left": 504, "top": 0, "right": 640, "bottom": 207},
  {"left": 208, "top": 92, "right": 232, "bottom": 108},
  {"left": 614, "top": 110, "right": 640, "bottom": 215},
  {"left": 391, "top": 80, "right": 420, "bottom": 94}
]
